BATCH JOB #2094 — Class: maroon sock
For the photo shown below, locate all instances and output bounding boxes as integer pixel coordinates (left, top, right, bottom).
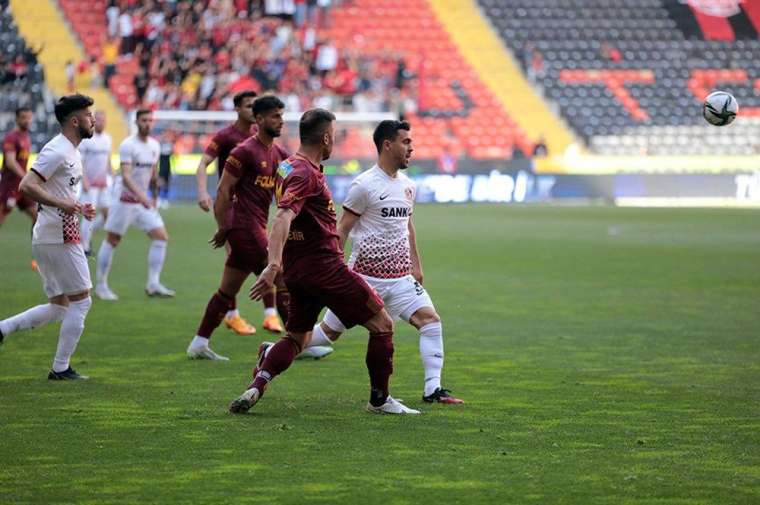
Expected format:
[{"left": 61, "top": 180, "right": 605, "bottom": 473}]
[
  {"left": 196, "top": 290, "right": 234, "bottom": 339},
  {"left": 229, "top": 296, "right": 236, "bottom": 311},
  {"left": 366, "top": 331, "right": 394, "bottom": 406},
  {"left": 251, "top": 337, "right": 301, "bottom": 392},
  {"left": 262, "top": 288, "right": 276, "bottom": 312},
  {"left": 276, "top": 289, "right": 290, "bottom": 324}
]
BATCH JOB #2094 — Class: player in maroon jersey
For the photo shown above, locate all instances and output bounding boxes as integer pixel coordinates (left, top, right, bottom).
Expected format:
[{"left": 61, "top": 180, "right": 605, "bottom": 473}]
[
  {"left": 229, "top": 109, "right": 420, "bottom": 415},
  {"left": 195, "top": 90, "right": 282, "bottom": 335},
  {"left": 0, "top": 107, "right": 36, "bottom": 227},
  {"left": 187, "top": 96, "right": 291, "bottom": 360}
]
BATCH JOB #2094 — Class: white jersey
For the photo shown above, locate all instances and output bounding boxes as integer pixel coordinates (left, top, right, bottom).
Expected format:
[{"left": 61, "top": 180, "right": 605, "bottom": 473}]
[
  {"left": 118, "top": 134, "right": 159, "bottom": 203},
  {"left": 78, "top": 131, "right": 112, "bottom": 188},
  {"left": 344, "top": 165, "right": 416, "bottom": 279},
  {"left": 30, "top": 134, "right": 84, "bottom": 245}
]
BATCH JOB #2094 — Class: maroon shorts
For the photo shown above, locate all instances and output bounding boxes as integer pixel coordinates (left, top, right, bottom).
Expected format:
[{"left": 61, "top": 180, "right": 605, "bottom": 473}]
[
  {"left": 225, "top": 227, "right": 268, "bottom": 275},
  {"left": 284, "top": 257, "right": 384, "bottom": 333},
  {"left": 0, "top": 181, "right": 33, "bottom": 215}
]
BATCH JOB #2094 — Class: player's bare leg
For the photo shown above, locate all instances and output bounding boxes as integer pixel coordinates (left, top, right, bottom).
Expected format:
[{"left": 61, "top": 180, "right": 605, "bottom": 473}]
[
  {"left": 187, "top": 266, "right": 252, "bottom": 361},
  {"left": 95, "top": 232, "right": 121, "bottom": 300},
  {"left": 145, "top": 226, "right": 174, "bottom": 297},
  {"left": 409, "top": 307, "right": 463, "bottom": 405}
]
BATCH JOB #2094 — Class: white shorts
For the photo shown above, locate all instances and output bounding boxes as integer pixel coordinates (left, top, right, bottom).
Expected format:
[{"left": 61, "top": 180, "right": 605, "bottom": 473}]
[
  {"left": 105, "top": 201, "right": 165, "bottom": 236},
  {"left": 32, "top": 243, "right": 92, "bottom": 298},
  {"left": 80, "top": 186, "right": 111, "bottom": 210},
  {"left": 323, "top": 274, "right": 434, "bottom": 333}
]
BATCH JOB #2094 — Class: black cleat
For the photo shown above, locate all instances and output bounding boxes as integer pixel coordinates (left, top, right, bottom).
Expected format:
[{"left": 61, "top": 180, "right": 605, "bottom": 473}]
[
  {"left": 422, "top": 387, "right": 464, "bottom": 404},
  {"left": 48, "top": 367, "right": 89, "bottom": 380}
]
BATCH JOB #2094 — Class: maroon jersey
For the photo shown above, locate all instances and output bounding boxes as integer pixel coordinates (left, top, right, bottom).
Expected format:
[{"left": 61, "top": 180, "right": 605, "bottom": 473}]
[
  {"left": 224, "top": 136, "right": 288, "bottom": 231},
  {"left": 204, "top": 123, "right": 256, "bottom": 177},
  {"left": 1, "top": 129, "right": 31, "bottom": 187},
  {"left": 276, "top": 154, "right": 341, "bottom": 271}
]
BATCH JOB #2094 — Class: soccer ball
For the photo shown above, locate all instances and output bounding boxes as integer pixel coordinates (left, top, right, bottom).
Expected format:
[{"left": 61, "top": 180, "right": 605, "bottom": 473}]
[{"left": 702, "top": 91, "right": 738, "bottom": 126}]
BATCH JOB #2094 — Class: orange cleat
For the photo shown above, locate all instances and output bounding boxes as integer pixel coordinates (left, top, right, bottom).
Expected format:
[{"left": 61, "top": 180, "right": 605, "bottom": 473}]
[
  {"left": 224, "top": 314, "right": 256, "bottom": 335},
  {"left": 30, "top": 260, "right": 38, "bottom": 271},
  {"left": 262, "top": 314, "right": 283, "bottom": 334}
]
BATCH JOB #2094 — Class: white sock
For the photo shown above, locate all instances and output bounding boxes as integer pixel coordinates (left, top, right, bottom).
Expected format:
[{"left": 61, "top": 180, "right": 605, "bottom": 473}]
[
  {"left": 309, "top": 323, "right": 335, "bottom": 347},
  {"left": 419, "top": 322, "right": 444, "bottom": 396},
  {"left": 190, "top": 335, "right": 209, "bottom": 349},
  {"left": 0, "top": 303, "right": 67, "bottom": 336},
  {"left": 264, "top": 307, "right": 277, "bottom": 318},
  {"left": 52, "top": 297, "right": 91, "bottom": 373},
  {"left": 96, "top": 239, "right": 115, "bottom": 287},
  {"left": 147, "top": 240, "right": 167, "bottom": 287},
  {"left": 91, "top": 212, "right": 105, "bottom": 233},
  {"left": 225, "top": 309, "right": 239, "bottom": 319}
]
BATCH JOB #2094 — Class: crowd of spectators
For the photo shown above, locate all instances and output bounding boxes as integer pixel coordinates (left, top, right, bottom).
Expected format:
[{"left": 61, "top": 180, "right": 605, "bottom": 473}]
[{"left": 102, "top": 0, "right": 415, "bottom": 115}]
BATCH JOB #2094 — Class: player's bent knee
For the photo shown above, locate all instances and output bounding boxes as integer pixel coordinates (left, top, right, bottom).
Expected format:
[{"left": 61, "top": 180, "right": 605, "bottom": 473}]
[
  {"left": 68, "top": 290, "right": 91, "bottom": 302},
  {"left": 106, "top": 233, "right": 121, "bottom": 246},
  {"left": 410, "top": 307, "right": 440, "bottom": 328},
  {"left": 365, "top": 309, "right": 394, "bottom": 333},
  {"left": 49, "top": 294, "right": 69, "bottom": 307},
  {"left": 149, "top": 227, "right": 168, "bottom": 241}
]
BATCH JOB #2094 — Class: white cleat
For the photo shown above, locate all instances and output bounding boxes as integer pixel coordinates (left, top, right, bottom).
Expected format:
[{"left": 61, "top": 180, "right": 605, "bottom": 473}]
[
  {"left": 146, "top": 283, "right": 175, "bottom": 298},
  {"left": 186, "top": 345, "right": 230, "bottom": 361},
  {"left": 95, "top": 285, "right": 119, "bottom": 301},
  {"left": 229, "top": 387, "right": 261, "bottom": 414},
  {"left": 296, "top": 345, "right": 334, "bottom": 360},
  {"left": 366, "top": 396, "right": 421, "bottom": 415}
]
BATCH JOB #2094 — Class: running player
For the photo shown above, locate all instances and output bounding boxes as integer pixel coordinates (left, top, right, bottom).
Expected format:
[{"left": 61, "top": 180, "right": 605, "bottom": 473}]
[
  {"left": 196, "top": 90, "right": 279, "bottom": 335},
  {"left": 187, "top": 95, "right": 291, "bottom": 360},
  {"left": 0, "top": 107, "right": 36, "bottom": 227},
  {"left": 78, "top": 110, "right": 113, "bottom": 255},
  {"left": 304, "top": 120, "right": 463, "bottom": 404},
  {"left": 229, "top": 108, "right": 419, "bottom": 415},
  {"left": 95, "top": 109, "right": 174, "bottom": 300},
  {"left": 0, "top": 94, "right": 96, "bottom": 379}
]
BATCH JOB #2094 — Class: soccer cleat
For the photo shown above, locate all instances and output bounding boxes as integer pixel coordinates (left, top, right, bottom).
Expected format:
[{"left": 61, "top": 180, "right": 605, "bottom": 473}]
[
  {"left": 224, "top": 314, "right": 256, "bottom": 335},
  {"left": 296, "top": 345, "right": 334, "bottom": 360},
  {"left": 187, "top": 345, "right": 230, "bottom": 361},
  {"left": 228, "top": 386, "right": 261, "bottom": 414},
  {"left": 366, "top": 396, "right": 421, "bottom": 415},
  {"left": 422, "top": 388, "right": 464, "bottom": 404},
  {"left": 95, "top": 284, "right": 119, "bottom": 301},
  {"left": 0, "top": 326, "right": 4, "bottom": 345},
  {"left": 252, "top": 341, "right": 273, "bottom": 379},
  {"left": 48, "top": 367, "right": 89, "bottom": 380},
  {"left": 146, "top": 283, "right": 175, "bottom": 298},
  {"left": 261, "top": 314, "right": 283, "bottom": 333},
  {"left": 30, "top": 259, "right": 38, "bottom": 271}
]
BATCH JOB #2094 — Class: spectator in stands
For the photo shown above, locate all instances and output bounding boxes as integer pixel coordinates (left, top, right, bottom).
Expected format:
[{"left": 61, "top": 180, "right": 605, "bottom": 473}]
[
  {"left": 102, "top": 37, "right": 119, "bottom": 88},
  {"left": 65, "top": 60, "right": 75, "bottom": 92},
  {"left": 106, "top": 0, "right": 119, "bottom": 38},
  {"left": 119, "top": 7, "right": 134, "bottom": 55},
  {"left": 532, "top": 137, "right": 548, "bottom": 158}
]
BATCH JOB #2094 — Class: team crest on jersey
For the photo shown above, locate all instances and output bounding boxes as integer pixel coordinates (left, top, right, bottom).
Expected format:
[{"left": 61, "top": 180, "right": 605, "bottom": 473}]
[
  {"left": 278, "top": 160, "right": 294, "bottom": 178},
  {"left": 405, "top": 187, "right": 414, "bottom": 201}
]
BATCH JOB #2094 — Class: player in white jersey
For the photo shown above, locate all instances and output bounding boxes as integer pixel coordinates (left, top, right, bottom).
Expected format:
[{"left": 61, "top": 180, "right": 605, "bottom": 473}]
[
  {"left": 0, "top": 94, "right": 96, "bottom": 379},
  {"left": 95, "top": 109, "right": 174, "bottom": 300},
  {"left": 78, "top": 110, "right": 113, "bottom": 254},
  {"left": 301, "top": 120, "right": 464, "bottom": 404}
]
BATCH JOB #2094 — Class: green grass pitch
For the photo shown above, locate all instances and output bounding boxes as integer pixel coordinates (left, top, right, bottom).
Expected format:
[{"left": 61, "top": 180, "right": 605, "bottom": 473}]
[{"left": 1, "top": 204, "right": 759, "bottom": 504}]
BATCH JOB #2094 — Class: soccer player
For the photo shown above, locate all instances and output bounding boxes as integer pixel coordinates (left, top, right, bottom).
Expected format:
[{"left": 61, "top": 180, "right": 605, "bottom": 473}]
[
  {"left": 303, "top": 120, "right": 463, "bottom": 404},
  {"left": 196, "top": 90, "right": 279, "bottom": 335},
  {"left": 0, "top": 107, "right": 36, "bottom": 227},
  {"left": 0, "top": 94, "right": 96, "bottom": 379},
  {"left": 229, "top": 108, "right": 419, "bottom": 415},
  {"left": 95, "top": 109, "right": 174, "bottom": 300},
  {"left": 78, "top": 110, "right": 113, "bottom": 255},
  {"left": 187, "top": 95, "right": 291, "bottom": 360}
]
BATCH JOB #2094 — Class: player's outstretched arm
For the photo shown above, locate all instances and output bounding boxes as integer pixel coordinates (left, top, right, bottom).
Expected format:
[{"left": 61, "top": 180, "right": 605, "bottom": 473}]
[
  {"left": 19, "top": 171, "right": 82, "bottom": 216},
  {"left": 209, "top": 169, "right": 240, "bottom": 248},
  {"left": 250, "top": 208, "right": 295, "bottom": 300},
  {"left": 196, "top": 153, "right": 215, "bottom": 212},
  {"left": 408, "top": 218, "right": 424, "bottom": 284}
]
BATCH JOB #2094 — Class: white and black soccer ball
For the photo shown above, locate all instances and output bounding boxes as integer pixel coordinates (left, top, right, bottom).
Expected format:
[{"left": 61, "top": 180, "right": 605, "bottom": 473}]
[{"left": 703, "top": 91, "right": 738, "bottom": 126}]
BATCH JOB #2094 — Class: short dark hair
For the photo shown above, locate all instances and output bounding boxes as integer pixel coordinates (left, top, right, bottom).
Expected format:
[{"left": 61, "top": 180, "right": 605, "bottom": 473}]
[
  {"left": 299, "top": 108, "right": 336, "bottom": 145},
  {"left": 252, "top": 95, "right": 285, "bottom": 117},
  {"left": 54, "top": 94, "right": 94, "bottom": 124},
  {"left": 15, "top": 107, "right": 32, "bottom": 117},
  {"left": 373, "top": 120, "right": 411, "bottom": 154},
  {"left": 233, "top": 90, "right": 257, "bottom": 107},
  {"left": 135, "top": 109, "right": 153, "bottom": 119}
]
